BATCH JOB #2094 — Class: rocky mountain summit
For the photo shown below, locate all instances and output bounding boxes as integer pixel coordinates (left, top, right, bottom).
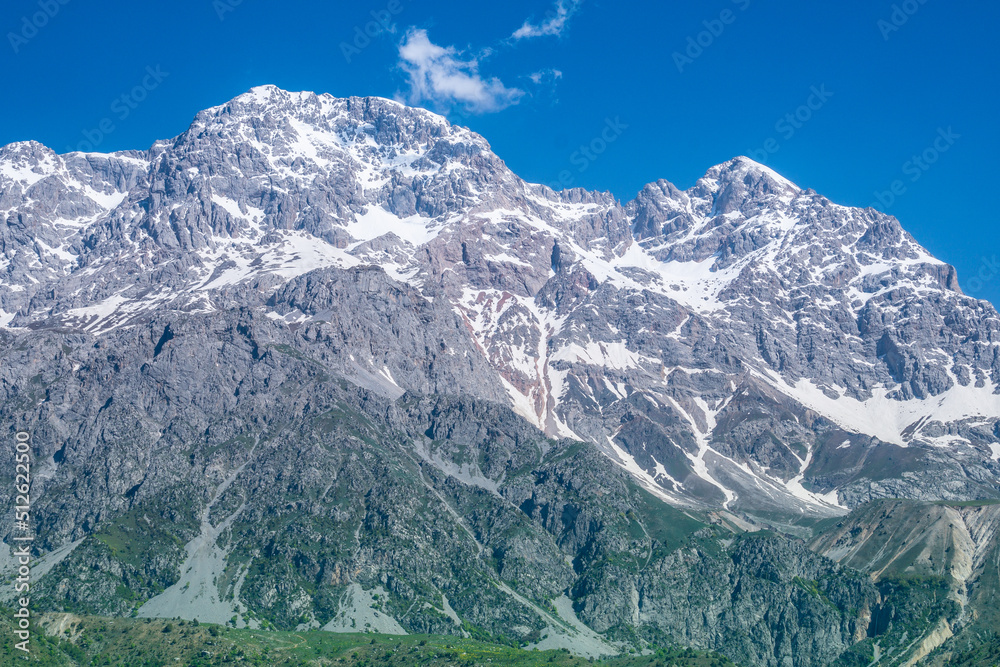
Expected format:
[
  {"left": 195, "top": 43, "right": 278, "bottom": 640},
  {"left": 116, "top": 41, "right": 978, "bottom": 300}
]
[
  {"left": 2, "top": 86, "right": 999, "bottom": 665},
  {"left": 3, "top": 85, "right": 997, "bottom": 518}
]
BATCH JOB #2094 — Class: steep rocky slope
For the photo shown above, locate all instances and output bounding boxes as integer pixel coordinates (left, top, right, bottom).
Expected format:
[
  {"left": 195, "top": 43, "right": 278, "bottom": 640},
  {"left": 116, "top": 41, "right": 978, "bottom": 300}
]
[
  {"left": 0, "top": 298, "right": 929, "bottom": 665},
  {"left": 811, "top": 499, "right": 1000, "bottom": 665},
  {"left": 2, "top": 86, "right": 997, "bottom": 518},
  {"left": 2, "top": 86, "right": 998, "bottom": 665}
]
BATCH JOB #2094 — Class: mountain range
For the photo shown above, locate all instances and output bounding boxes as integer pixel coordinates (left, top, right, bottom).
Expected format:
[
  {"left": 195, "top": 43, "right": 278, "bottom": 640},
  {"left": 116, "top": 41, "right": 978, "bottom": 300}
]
[{"left": 2, "top": 86, "right": 999, "bottom": 666}]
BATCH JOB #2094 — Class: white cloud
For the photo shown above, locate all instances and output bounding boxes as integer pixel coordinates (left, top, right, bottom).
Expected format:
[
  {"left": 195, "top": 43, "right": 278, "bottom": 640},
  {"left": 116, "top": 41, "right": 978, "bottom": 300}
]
[
  {"left": 398, "top": 29, "right": 524, "bottom": 114},
  {"left": 528, "top": 69, "right": 563, "bottom": 85},
  {"left": 511, "top": 0, "right": 582, "bottom": 40}
]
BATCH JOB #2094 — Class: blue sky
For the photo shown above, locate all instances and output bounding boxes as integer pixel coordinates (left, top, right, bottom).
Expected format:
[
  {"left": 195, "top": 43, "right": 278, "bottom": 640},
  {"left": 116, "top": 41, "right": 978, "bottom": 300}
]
[{"left": 3, "top": 0, "right": 998, "bottom": 305}]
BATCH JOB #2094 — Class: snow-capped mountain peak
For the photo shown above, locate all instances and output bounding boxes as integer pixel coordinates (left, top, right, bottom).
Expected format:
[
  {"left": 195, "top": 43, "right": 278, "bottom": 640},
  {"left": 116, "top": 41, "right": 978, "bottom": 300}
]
[{"left": 2, "top": 86, "right": 998, "bottom": 518}]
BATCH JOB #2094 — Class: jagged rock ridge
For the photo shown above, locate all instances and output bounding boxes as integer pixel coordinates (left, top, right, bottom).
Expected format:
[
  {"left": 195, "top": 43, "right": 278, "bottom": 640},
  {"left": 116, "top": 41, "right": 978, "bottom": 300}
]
[{"left": 2, "top": 85, "right": 998, "bottom": 517}]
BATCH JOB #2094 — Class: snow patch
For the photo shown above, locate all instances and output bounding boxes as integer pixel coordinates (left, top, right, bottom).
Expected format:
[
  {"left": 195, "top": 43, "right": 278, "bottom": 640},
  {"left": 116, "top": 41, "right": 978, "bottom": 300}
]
[
  {"left": 347, "top": 206, "right": 443, "bottom": 247},
  {"left": 784, "top": 447, "right": 846, "bottom": 511},
  {"left": 551, "top": 340, "right": 656, "bottom": 371},
  {"left": 755, "top": 369, "right": 1000, "bottom": 447},
  {"left": 0, "top": 160, "right": 51, "bottom": 186},
  {"left": 82, "top": 186, "right": 126, "bottom": 210},
  {"left": 606, "top": 437, "right": 682, "bottom": 505}
]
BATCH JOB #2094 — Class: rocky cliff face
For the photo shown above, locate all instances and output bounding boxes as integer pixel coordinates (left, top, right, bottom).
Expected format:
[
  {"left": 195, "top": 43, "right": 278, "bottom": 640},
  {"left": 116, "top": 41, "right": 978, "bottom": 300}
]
[
  {"left": 810, "top": 499, "right": 1000, "bottom": 665},
  {"left": 3, "top": 86, "right": 997, "bottom": 519},
  {"left": 1, "top": 86, "right": 997, "bottom": 665},
  {"left": 0, "top": 297, "right": 896, "bottom": 665}
]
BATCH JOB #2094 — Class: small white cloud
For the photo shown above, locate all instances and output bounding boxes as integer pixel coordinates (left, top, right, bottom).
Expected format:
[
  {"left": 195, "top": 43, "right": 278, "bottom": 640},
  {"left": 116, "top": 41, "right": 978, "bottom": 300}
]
[
  {"left": 528, "top": 69, "right": 563, "bottom": 85},
  {"left": 512, "top": 0, "right": 582, "bottom": 40},
  {"left": 398, "top": 29, "right": 524, "bottom": 113}
]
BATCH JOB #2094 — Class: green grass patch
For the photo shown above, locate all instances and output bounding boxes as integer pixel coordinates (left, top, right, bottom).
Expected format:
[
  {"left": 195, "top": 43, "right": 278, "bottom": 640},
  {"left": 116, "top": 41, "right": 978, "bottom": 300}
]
[{"left": 0, "top": 611, "right": 739, "bottom": 666}]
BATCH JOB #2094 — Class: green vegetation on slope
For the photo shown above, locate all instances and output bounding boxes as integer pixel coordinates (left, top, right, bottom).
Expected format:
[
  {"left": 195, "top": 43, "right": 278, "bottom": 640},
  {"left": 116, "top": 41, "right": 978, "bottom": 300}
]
[
  {"left": 942, "top": 631, "right": 1000, "bottom": 666},
  {"left": 0, "top": 612, "right": 739, "bottom": 667}
]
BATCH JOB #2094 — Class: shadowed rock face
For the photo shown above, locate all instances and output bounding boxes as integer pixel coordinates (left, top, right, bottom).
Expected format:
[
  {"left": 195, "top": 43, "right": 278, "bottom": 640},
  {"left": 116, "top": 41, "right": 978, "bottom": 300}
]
[{"left": 0, "top": 86, "right": 998, "bottom": 665}]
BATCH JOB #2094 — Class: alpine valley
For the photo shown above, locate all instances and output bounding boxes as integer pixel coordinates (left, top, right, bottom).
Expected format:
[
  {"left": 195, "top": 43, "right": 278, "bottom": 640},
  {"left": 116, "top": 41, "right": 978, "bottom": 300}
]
[{"left": 2, "top": 86, "right": 999, "bottom": 666}]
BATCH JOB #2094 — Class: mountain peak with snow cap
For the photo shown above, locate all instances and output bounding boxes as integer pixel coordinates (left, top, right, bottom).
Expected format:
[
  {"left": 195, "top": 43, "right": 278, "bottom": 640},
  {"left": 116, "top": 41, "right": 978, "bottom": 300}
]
[
  {"left": 1, "top": 86, "right": 998, "bottom": 520},
  {"left": 713, "top": 155, "right": 800, "bottom": 189},
  {"left": 695, "top": 156, "right": 801, "bottom": 217}
]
